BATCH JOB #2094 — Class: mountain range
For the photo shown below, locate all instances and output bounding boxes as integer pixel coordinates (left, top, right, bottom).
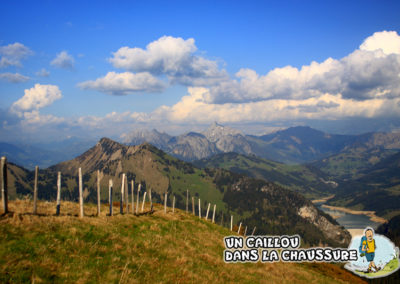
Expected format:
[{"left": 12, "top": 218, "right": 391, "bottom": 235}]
[
  {"left": 2, "top": 123, "right": 400, "bottom": 222},
  {"left": 3, "top": 123, "right": 400, "bottom": 171},
  {"left": 122, "top": 123, "right": 400, "bottom": 166}
]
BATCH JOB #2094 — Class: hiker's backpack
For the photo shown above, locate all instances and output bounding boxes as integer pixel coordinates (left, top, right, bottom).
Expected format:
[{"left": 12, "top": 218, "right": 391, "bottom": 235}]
[{"left": 359, "top": 236, "right": 367, "bottom": 254}]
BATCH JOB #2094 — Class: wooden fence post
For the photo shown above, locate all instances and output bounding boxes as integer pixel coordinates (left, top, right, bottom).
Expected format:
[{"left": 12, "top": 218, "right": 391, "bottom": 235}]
[
  {"left": 230, "top": 215, "right": 233, "bottom": 231},
  {"left": 164, "top": 192, "right": 167, "bottom": 214},
  {"left": 1, "top": 157, "right": 8, "bottom": 214},
  {"left": 136, "top": 184, "right": 141, "bottom": 214},
  {"left": 141, "top": 191, "right": 147, "bottom": 212},
  {"left": 198, "top": 198, "right": 201, "bottom": 219},
  {"left": 172, "top": 195, "right": 175, "bottom": 213},
  {"left": 186, "top": 189, "right": 188, "bottom": 213},
  {"left": 244, "top": 226, "right": 248, "bottom": 237},
  {"left": 131, "top": 180, "right": 134, "bottom": 214},
  {"left": 205, "top": 203, "right": 210, "bottom": 220},
  {"left": 251, "top": 227, "right": 256, "bottom": 236},
  {"left": 33, "top": 166, "right": 38, "bottom": 214},
  {"left": 78, "top": 167, "right": 84, "bottom": 218},
  {"left": 212, "top": 204, "right": 216, "bottom": 223},
  {"left": 56, "top": 171, "right": 61, "bottom": 215},
  {"left": 149, "top": 188, "right": 153, "bottom": 211},
  {"left": 125, "top": 175, "right": 128, "bottom": 213},
  {"left": 97, "top": 170, "right": 101, "bottom": 216},
  {"left": 120, "top": 173, "right": 125, "bottom": 214},
  {"left": 192, "top": 196, "right": 195, "bottom": 215},
  {"left": 237, "top": 222, "right": 242, "bottom": 234},
  {"left": 109, "top": 179, "right": 113, "bottom": 216}
]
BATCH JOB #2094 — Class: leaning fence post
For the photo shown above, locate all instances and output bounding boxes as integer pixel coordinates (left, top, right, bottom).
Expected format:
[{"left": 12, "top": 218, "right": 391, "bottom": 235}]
[
  {"left": 56, "top": 171, "right": 61, "bottom": 215},
  {"left": 97, "top": 170, "right": 101, "bottom": 216},
  {"left": 1, "top": 157, "right": 8, "bottom": 214},
  {"left": 109, "top": 179, "right": 113, "bottom": 216},
  {"left": 141, "top": 191, "right": 147, "bottom": 212},
  {"left": 186, "top": 189, "right": 188, "bottom": 213},
  {"left": 136, "top": 184, "right": 141, "bottom": 214},
  {"left": 192, "top": 196, "right": 195, "bottom": 215},
  {"left": 172, "top": 195, "right": 175, "bottom": 213},
  {"left": 120, "top": 173, "right": 125, "bottom": 214},
  {"left": 212, "top": 204, "right": 216, "bottom": 223},
  {"left": 251, "top": 227, "right": 256, "bottom": 235},
  {"left": 205, "top": 203, "right": 210, "bottom": 220},
  {"left": 198, "top": 198, "right": 201, "bottom": 219},
  {"left": 237, "top": 222, "right": 242, "bottom": 234},
  {"left": 244, "top": 226, "right": 247, "bottom": 237},
  {"left": 230, "top": 215, "right": 233, "bottom": 231},
  {"left": 131, "top": 180, "right": 134, "bottom": 214},
  {"left": 164, "top": 192, "right": 167, "bottom": 214},
  {"left": 33, "top": 166, "right": 38, "bottom": 214},
  {"left": 78, "top": 167, "right": 84, "bottom": 218}
]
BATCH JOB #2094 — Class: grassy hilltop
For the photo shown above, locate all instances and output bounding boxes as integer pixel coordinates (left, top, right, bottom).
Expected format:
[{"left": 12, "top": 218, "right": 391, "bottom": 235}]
[{"left": 0, "top": 200, "right": 366, "bottom": 284}]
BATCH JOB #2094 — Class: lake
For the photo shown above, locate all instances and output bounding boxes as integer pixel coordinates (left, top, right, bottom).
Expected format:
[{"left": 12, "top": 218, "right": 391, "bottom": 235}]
[{"left": 315, "top": 203, "right": 381, "bottom": 230}]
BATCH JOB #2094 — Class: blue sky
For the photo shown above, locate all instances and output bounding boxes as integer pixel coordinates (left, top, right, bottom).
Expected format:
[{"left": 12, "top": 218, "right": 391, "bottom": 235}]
[{"left": 1, "top": 0, "right": 400, "bottom": 143}]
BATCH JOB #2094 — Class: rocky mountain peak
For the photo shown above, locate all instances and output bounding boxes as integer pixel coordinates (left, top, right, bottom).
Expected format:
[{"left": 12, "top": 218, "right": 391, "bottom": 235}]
[
  {"left": 203, "top": 122, "right": 243, "bottom": 143},
  {"left": 97, "top": 137, "right": 123, "bottom": 152}
]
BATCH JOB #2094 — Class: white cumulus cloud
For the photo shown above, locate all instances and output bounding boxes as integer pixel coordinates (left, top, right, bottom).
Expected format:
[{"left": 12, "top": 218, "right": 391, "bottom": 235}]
[
  {"left": 0, "top": 72, "right": 30, "bottom": 83},
  {"left": 360, "top": 31, "right": 400, "bottom": 55},
  {"left": 78, "top": 71, "right": 166, "bottom": 95},
  {"left": 206, "top": 30, "right": 400, "bottom": 104},
  {"left": 0, "top": 42, "right": 33, "bottom": 68},
  {"left": 11, "top": 84, "right": 63, "bottom": 115},
  {"left": 51, "top": 51, "right": 75, "bottom": 70},
  {"left": 108, "top": 36, "right": 227, "bottom": 86}
]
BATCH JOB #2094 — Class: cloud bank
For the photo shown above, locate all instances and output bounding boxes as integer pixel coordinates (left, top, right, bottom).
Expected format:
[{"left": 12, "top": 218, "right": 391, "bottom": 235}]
[{"left": 205, "top": 31, "right": 400, "bottom": 104}]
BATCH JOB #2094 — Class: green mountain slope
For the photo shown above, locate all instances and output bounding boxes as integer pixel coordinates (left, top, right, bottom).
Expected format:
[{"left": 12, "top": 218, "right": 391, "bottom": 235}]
[
  {"left": 326, "top": 152, "right": 400, "bottom": 219},
  {"left": 2, "top": 138, "right": 350, "bottom": 247},
  {"left": 194, "top": 152, "right": 336, "bottom": 199},
  {"left": 312, "top": 132, "right": 400, "bottom": 180}
]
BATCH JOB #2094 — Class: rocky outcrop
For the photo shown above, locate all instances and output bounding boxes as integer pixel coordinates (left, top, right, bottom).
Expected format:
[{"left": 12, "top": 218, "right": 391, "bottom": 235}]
[{"left": 298, "top": 205, "right": 351, "bottom": 246}]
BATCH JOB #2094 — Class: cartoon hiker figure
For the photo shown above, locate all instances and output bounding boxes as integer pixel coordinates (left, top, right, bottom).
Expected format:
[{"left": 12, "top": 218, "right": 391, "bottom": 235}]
[{"left": 360, "top": 228, "right": 381, "bottom": 273}]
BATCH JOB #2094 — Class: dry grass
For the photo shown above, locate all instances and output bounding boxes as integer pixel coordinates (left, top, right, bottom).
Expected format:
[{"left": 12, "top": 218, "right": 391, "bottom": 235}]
[{"left": 0, "top": 200, "right": 366, "bottom": 283}]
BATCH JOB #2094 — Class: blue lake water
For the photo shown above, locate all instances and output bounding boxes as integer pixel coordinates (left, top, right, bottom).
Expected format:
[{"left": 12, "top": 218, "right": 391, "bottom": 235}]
[{"left": 316, "top": 203, "right": 381, "bottom": 230}]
